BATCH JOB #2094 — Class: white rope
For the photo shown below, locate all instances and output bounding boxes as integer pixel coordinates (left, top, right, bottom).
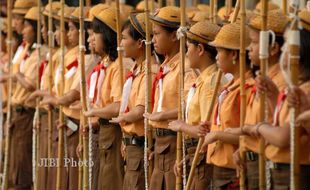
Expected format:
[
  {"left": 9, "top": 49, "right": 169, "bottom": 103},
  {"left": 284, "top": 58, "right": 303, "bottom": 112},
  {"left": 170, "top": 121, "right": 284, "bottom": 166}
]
[
  {"left": 182, "top": 133, "right": 187, "bottom": 189},
  {"left": 0, "top": 70, "right": 3, "bottom": 176},
  {"left": 32, "top": 110, "right": 39, "bottom": 188},
  {"left": 117, "top": 46, "right": 124, "bottom": 51},
  {"left": 144, "top": 55, "right": 150, "bottom": 190},
  {"left": 79, "top": 45, "right": 86, "bottom": 52},
  {"left": 176, "top": 26, "right": 188, "bottom": 40},
  {"left": 259, "top": 30, "right": 276, "bottom": 59},
  {"left": 5, "top": 40, "right": 13, "bottom": 45},
  {"left": 142, "top": 40, "right": 152, "bottom": 45},
  {"left": 64, "top": 127, "right": 68, "bottom": 172}
]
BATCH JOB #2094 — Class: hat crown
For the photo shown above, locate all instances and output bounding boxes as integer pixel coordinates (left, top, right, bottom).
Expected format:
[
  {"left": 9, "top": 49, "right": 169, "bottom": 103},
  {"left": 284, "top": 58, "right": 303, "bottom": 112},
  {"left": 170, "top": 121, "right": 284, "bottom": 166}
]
[
  {"left": 155, "top": 6, "right": 181, "bottom": 24},
  {"left": 25, "top": 7, "right": 40, "bottom": 21},
  {"left": 56, "top": 7, "right": 75, "bottom": 20},
  {"left": 250, "top": 9, "right": 289, "bottom": 35},
  {"left": 136, "top": 1, "right": 158, "bottom": 11},
  {"left": 88, "top": 4, "right": 109, "bottom": 21},
  {"left": 95, "top": 7, "right": 119, "bottom": 32},
  {"left": 14, "top": 0, "right": 37, "bottom": 9},
  {"left": 44, "top": 2, "right": 62, "bottom": 16},
  {"left": 254, "top": 1, "right": 279, "bottom": 12},
  {"left": 71, "top": 7, "right": 90, "bottom": 20},
  {"left": 187, "top": 21, "right": 220, "bottom": 43},
  {"left": 129, "top": 12, "right": 152, "bottom": 37}
]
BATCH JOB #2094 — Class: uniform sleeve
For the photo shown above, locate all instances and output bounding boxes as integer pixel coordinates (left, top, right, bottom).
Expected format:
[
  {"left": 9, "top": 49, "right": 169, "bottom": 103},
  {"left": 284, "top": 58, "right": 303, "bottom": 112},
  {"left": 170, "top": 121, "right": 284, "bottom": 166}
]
[
  {"left": 110, "top": 66, "right": 122, "bottom": 102},
  {"left": 135, "top": 76, "right": 146, "bottom": 107}
]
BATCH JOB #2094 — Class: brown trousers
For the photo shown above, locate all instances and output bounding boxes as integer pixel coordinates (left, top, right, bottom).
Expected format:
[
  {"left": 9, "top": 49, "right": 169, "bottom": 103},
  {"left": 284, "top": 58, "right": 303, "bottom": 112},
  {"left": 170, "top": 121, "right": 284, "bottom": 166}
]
[
  {"left": 271, "top": 164, "right": 310, "bottom": 190},
  {"left": 150, "top": 135, "right": 176, "bottom": 190},
  {"left": 90, "top": 133, "right": 100, "bottom": 190},
  {"left": 212, "top": 166, "right": 239, "bottom": 190},
  {"left": 8, "top": 108, "right": 34, "bottom": 190},
  {"left": 123, "top": 145, "right": 145, "bottom": 190},
  {"left": 245, "top": 160, "right": 259, "bottom": 190},
  {"left": 37, "top": 113, "right": 49, "bottom": 190},
  {"left": 97, "top": 124, "right": 124, "bottom": 190},
  {"left": 187, "top": 147, "right": 213, "bottom": 190}
]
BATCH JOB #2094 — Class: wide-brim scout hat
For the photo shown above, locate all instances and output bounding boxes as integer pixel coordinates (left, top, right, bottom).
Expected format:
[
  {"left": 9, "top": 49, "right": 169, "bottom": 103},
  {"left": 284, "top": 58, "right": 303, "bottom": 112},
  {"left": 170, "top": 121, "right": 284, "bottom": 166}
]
[
  {"left": 110, "top": 2, "right": 134, "bottom": 19},
  {"left": 187, "top": 7, "right": 200, "bottom": 21},
  {"left": 218, "top": 7, "right": 234, "bottom": 21},
  {"left": 187, "top": 21, "right": 220, "bottom": 44},
  {"left": 54, "top": 7, "right": 75, "bottom": 22},
  {"left": 86, "top": 3, "right": 109, "bottom": 22},
  {"left": 249, "top": 9, "right": 289, "bottom": 36},
  {"left": 25, "top": 7, "right": 41, "bottom": 21},
  {"left": 70, "top": 7, "right": 90, "bottom": 23},
  {"left": 191, "top": 11, "right": 210, "bottom": 23},
  {"left": 136, "top": 1, "right": 158, "bottom": 12},
  {"left": 150, "top": 6, "right": 181, "bottom": 29},
  {"left": 13, "top": 0, "right": 37, "bottom": 15},
  {"left": 254, "top": 1, "right": 279, "bottom": 13},
  {"left": 95, "top": 7, "right": 119, "bottom": 32},
  {"left": 129, "top": 12, "right": 152, "bottom": 38},
  {"left": 299, "top": 8, "right": 310, "bottom": 31},
  {"left": 43, "top": 2, "right": 62, "bottom": 18},
  {"left": 197, "top": 4, "right": 210, "bottom": 12},
  {"left": 209, "top": 22, "right": 250, "bottom": 50}
]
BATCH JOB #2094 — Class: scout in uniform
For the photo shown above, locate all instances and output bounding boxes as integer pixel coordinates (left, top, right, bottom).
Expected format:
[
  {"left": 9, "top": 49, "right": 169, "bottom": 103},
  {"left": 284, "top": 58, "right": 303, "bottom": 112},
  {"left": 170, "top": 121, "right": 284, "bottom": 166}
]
[
  {"left": 226, "top": 9, "right": 289, "bottom": 190},
  {"left": 168, "top": 21, "right": 222, "bottom": 190},
  {"left": 83, "top": 7, "right": 125, "bottom": 190},
  {"left": 110, "top": 12, "right": 158, "bottom": 190},
  {"left": 242, "top": 8, "right": 310, "bottom": 190},
  {"left": 9, "top": 7, "right": 48, "bottom": 189},
  {"left": 199, "top": 22, "right": 255, "bottom": 190},
  {"left": 143, "top": 6, "right": 196, "bottom": 190}
]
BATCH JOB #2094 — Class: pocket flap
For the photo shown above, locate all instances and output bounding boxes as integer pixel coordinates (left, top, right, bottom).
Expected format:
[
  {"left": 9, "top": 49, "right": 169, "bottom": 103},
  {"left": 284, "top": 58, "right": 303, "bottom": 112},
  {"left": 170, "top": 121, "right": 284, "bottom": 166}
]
[
  {"left": 127, "top": 158, "right": 141, "bottom": 171},
  {"left": 155, "top": 143, "right": 170, "bottom": 154}
]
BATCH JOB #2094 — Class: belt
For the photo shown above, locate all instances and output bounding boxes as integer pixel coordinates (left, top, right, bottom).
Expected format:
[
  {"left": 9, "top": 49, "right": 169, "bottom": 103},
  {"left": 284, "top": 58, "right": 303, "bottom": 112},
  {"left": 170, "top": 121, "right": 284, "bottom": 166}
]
[
  {"left": 123, "top": 136, "right": 145, "bottom": 148},
  {"left": 98, "top": 118, "right": 118, "bottom": 127},
  {"left": 245, "top": 151, "right": 259, "bottom": 161},
  {"left": 155, "top": 128, "right": 177, "bottom": 136},
  {"left": 15, "top": 105, "right": 35, "bottom": 113},
  {"left": 270, "top": 162, "right": 290, "bottom": 170},
  {"left": 185, "top": 138, "right": 198, "bottom": 149}
]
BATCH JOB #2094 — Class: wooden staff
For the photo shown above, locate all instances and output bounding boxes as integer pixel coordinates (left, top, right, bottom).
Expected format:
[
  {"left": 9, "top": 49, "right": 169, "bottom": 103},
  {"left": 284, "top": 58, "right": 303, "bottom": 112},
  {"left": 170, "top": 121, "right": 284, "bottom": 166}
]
[
  {"left": 258, "top": 1, "right": 268, "bottom": 189},
  {"left": 78, "top": 1, "right": 90, "bottom": 189},
  {"left": 229, "top": 0, "right": 240, "bottom": 24},
  {"left": 289, "top": 2, "right": 300, "bottom": 189},
  {"left": 213, "top": 0, "right": 218, "bottom": 23},
  {"left": 2, "top": 0, "right": 13, "bottom": 189},
  {"left": 176, "top": 0, "right": 186, "bottom": 189},
  {"left": 47, "top": 0, "right": 54, "bottom": 165},
  {"left": 283, "top": 0, "right": 287, "bottom": 15},
  {"left": 33, "top": 1, "right": 43, "bottom": 189},
  {"left": 210, "top": 0, "right": 214, "bottom": 22},
  {"left": 185, "top": 70, "right": 223, "bottom": 190},
  {"left": 115, "top": 0, "right": 124, "bottom": 87},
  {"left": 56, "top": 0, "right": 65, "bottom": 189},
  {"left": 238, "top": 0, "right": 246, "bottom": 189},
  {"left": 144, "top": 0, "right": 154, "bottom": 185},
  {"left": 159, "top": 0, "right": 163, "bottom": 8},
  {"left": 185, "top": 2, "right": 240, "bottom": 188}
]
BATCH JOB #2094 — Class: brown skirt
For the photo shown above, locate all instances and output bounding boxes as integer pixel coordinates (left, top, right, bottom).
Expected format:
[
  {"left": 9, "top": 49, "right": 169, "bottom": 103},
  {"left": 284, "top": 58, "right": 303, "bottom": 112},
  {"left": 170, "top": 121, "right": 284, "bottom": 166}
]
[
  {"left": 8, "top": 108, "right": 34, "bottom": 190},
  {"left": 212, "top": 166, "right": 239, "bottom": 190},
  {"left": 97, "top": 124, "right": 124, "bottom": 190},
  {"left": 150, "top": 135, "right": 176, "bottom": 190},
  {"left": 245, "top": 159, "right": 259, "bottom": 190}
]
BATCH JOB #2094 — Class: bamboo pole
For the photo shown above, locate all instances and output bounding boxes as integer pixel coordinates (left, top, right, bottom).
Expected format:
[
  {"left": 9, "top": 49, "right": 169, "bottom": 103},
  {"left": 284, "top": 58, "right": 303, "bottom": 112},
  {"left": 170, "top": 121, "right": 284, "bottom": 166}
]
[
  {"left": 185, "top": 2, "right": 240, "bottom": 189},
  {"left": 144, "top": 0, "right": 154, "bottom": 185},
  {"left": 229, "top": 0, "right": 240, "bottom": 23},
  {"left": 33, "top": 1, "right": 42, "bottom": 189},
  {"left": 210, "top": 0, "right": 214, "bottom": 22},
  {"left": 47, "top": 0, "right": 54, "bottom": 166},
  {"left": 213, "top": 0, "right": 218, "bottom": 23},
  {"left": 2, "top": 0, "right": 13, "bottom": 189},
  {"left": 56, "top": 0, "right": 65, "bottom": 189},
  {"left": 115, "top": 0, "right": 124, "bottom": 88},
  {"left": 258, "top": 1, "right": 268, "bottom": 189},
  {"left": 239, "top": 0, "right": 246, "bottom": 189},
  {"left": 159, "top": 0, "right": 163, "bottom": 8},
  {"left": 289, "top": 3, "right": 300, "bottom": 189},
  {"left": 78, "top": 2, "right": 90, "bottom": 189},
  {"left": 282, "top": 0, "right": 287, "bottom": 15},
  {"left": 176, "top": 0, "right": 186, "bottom": 189},
  {"left": 185, "top": 70, "right": 223, "bottom": 190}
]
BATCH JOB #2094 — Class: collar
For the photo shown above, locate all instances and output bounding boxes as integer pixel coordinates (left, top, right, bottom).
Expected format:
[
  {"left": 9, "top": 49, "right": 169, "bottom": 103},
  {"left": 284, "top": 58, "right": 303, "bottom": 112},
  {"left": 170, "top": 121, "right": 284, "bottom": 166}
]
[
  {"left": 195, "top": 64, "right": 217, "bottom": 87},
  {"left": 161, "top": 52, "right": 180, "bottom": 71}
]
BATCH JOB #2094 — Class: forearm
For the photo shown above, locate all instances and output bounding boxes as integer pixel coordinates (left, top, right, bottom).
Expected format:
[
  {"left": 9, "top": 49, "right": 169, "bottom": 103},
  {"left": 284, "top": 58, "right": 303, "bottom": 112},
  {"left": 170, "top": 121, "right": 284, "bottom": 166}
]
[
  {"left": 16, "top": 73, "right": 35, "bottom": 91},
  {"left": 258, "top": 123, "right": 290, "bottom": 148},
  {"left": 57, "top": 90, "right": 80, "bottom": 106},
  {"left": 161, "top": 108, "right": 178, "bottom": 121},
  {"left": 91, "top": 102, "right": 120, "bottom": 119},
  {"left": 180, "top": 124, "right": 200, "bottom": 138},
  {"left": 215, "top": 131, "right": 240, "bottom": 145},
  {"left": 122, "top": 105, "right": 144, "bottom": 123}
]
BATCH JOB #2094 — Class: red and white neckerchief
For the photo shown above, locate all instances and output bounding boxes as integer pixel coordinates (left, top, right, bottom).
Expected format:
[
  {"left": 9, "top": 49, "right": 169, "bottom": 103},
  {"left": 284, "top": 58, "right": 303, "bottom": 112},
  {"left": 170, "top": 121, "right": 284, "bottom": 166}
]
[
  {"left": 119, "top": 66, "right": 140, "bottom": 113},
  {"left": 152, "top": 65, "right": 170, "bottom": 112},
  {"left": 88, "top": 60, "right": 109, "bottom": 104},
  {"left": 273, "top": 89, "right": 287, "bottom": 126},
  {"left": 19, "top": 51, "right": 30, "bottom": 73},
  {"left": 65, "top": 59, "right": 78, "bottom": 79},
  {"left": 185, "top": 83, "right": 196, "bottom": 122},
  {"left": 39, "top": 59, "right": 48, "bottom": 89},
  {"left": 214, "top": 87, "right": 229, "bottom": 126}
]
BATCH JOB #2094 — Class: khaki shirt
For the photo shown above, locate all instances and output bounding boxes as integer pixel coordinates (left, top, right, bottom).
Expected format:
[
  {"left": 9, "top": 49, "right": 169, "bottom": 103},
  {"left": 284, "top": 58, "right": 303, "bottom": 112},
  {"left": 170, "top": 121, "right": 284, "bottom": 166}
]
[
  {"left": 12, "top": 45, "right": 48, "bottom": 107},
  {"left": 265, "top": 81, "right": 310, "bottom": 164},
  {"left": 150, "top": 53, "right": 197, "bottom": 129},
  {"left": 243, "top": 63, "right": 287, "bottom": 153},
  {"left": 207, "top": 71, "right": 255, "bottom": 169},
  {"left": 121, "top": 58, "right": 158, "bottom": 136}
]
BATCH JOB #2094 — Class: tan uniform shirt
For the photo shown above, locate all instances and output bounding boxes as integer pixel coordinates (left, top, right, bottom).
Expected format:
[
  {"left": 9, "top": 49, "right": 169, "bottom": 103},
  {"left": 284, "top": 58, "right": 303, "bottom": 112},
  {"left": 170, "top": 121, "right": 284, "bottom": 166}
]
[
  {"left": 207, "top": 72, "right": 255, "bottom": 169},
  {"left": 265, "top": 81, "right": 310, "bottom": 164},
  {"left": 243, "top": 64, "right": 287, "bottom": 153},
  {"left": 120, "top": 59, "right": 158, "bottom": 136}
]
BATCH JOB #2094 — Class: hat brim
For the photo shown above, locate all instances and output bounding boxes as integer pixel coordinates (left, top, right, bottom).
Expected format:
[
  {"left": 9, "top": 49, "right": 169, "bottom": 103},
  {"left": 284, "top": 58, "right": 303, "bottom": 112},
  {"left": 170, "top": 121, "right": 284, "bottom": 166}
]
[
  {"left": 129, "top": 13, "right": 146, "bottom": 37},
  {"left": 12, "top": 9, "right": 28, "bottom": 15},
  {"left": 149, "top": 15, "right": 179, "bottom": 29},
  {"left": 208, "top": 41, "right": 240, "bottom": 50}
]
